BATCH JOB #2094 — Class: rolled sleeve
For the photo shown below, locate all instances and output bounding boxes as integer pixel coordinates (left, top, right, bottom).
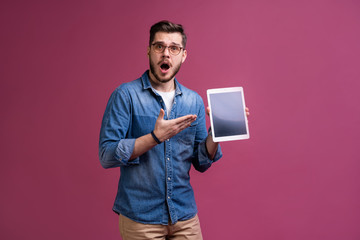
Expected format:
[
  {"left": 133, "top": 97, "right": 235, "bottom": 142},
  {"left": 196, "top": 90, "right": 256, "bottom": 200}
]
[
  {"left": 191, "top": 95, "right": 223, "bottom": 172},
  {"left": 99, "top": 87, "right": 139, "bottom": 168},
  {"left": 115, "top": 139, "right": 139, "bottom": 165},
  {"left": 195, "top": 139, "right": 222, "bottom": 172}
]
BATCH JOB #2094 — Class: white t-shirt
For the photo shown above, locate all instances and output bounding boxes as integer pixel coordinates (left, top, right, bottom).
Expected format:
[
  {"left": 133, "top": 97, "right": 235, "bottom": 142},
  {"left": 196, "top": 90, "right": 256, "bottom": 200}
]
[{"left": 154, "top": 90, "right": 176, "bottom": 118}]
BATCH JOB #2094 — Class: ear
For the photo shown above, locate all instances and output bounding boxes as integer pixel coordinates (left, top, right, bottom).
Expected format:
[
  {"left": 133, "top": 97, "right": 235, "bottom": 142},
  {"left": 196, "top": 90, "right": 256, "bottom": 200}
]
[
  {"left": 181, "top": 49, "right": 187, "bottom": 63},
  {"left": 147, "top": 46, "right": 150, "bottom": 57}
]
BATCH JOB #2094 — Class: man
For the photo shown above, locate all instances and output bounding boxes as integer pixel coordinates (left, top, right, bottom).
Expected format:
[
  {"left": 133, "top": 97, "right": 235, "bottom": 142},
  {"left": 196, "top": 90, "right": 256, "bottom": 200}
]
[{"left": 99, "top": 20, "right": 243, "bottom": 239}]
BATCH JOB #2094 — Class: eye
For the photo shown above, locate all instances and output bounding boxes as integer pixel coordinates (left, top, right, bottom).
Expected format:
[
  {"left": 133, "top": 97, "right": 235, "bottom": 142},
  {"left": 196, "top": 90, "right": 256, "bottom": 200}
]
[
  {"left": 155, "top": 44, "right": 163, "bottom": 50},
  {"left": 170, "top": 46, "right": 179, "bottom": 51}
]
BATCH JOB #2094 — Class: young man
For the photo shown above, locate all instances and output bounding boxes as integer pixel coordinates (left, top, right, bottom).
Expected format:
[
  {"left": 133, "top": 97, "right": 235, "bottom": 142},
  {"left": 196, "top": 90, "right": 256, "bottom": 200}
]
[{"left": 99, "top": 20, "right": 223, "bottom": 240}]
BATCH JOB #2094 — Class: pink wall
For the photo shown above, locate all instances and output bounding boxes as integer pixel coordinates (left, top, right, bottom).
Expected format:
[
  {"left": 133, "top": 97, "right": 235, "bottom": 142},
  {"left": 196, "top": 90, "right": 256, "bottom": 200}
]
[{"left": 1, "top": 0, "right": 359, "bottom": 239}]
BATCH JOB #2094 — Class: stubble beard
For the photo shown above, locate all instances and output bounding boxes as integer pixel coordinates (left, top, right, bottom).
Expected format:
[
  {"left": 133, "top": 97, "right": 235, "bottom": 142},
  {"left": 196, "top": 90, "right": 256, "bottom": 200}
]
[{"left": 149, "top": 59, "right": 182, "bottom": 84}]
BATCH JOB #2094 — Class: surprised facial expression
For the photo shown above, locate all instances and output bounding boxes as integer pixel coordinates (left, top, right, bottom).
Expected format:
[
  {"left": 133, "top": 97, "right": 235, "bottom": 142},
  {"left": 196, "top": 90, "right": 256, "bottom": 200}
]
[{"left": 148, "top": 32, "right": 187, "bottom": 84}]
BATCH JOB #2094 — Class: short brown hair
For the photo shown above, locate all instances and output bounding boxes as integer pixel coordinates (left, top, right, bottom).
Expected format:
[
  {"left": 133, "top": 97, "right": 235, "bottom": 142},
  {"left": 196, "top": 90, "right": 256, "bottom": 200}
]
[{"left": 149, "top": 20, "right": 187, "bottom": 49}]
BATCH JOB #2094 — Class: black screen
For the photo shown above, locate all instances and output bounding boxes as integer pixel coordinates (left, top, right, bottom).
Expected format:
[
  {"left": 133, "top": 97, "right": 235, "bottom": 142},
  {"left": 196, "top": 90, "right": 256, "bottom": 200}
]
[{"left": 210, "top": 91, "right": 247, "bottom": 138}]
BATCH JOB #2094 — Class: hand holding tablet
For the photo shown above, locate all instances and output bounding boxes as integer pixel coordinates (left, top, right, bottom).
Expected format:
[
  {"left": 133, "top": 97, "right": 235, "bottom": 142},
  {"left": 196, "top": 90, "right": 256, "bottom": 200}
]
[{"left": 207, "top": 87, "right": 250, "bottom": 142}]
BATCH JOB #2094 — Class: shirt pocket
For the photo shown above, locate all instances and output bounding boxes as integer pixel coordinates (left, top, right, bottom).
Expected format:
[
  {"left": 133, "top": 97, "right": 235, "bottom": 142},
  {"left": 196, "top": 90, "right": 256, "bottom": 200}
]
[{"left": 176, "top": 121, "right": 198, "bottom": 145}]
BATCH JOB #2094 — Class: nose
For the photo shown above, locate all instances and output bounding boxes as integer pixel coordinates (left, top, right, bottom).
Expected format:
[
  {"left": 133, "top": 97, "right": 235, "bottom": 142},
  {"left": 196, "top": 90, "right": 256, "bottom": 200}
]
[{"left": 162, "top": 46, "right": 171, "bottom": 57}]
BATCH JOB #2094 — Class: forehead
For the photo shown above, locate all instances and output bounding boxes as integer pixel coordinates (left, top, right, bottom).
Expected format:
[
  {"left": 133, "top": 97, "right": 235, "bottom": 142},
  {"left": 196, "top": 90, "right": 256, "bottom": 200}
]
[{"left": 153, "top": 32, "right": 183, "bottom": 46}]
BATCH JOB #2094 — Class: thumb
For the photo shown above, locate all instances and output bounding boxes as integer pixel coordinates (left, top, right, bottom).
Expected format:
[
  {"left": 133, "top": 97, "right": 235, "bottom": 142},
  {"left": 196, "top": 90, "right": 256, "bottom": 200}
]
[
  {"left": 157, "top": 108, "right": 165, "bottom": 120},
  {"left": 206, "top": 107, "right": 210, "bottom": 116}
]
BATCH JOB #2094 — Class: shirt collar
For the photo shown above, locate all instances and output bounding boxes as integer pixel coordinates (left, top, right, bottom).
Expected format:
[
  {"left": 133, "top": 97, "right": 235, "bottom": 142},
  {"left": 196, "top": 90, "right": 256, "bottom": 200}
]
[{"left": 141, "top": 70, "right": 182, "bottom": 96}]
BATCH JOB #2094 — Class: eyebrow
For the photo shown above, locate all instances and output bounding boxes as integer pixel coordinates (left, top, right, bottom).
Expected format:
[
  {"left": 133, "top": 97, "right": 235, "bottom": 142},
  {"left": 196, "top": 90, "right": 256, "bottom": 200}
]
[{"left": 152, "top": 41, "right": 181, "bottom": 47}]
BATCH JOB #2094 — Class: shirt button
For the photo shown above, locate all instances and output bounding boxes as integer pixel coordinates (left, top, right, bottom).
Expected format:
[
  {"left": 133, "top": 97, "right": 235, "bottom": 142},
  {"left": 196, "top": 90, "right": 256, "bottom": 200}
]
[
  {"left": 167, "top": 158, "right": 170, "bottom": 161},
  {"left": 168, "top": 196, "right": 170, "bottom": 199},
  {"left": 167, "top": 139, "right": 169, "bottom": 141},
  {"left": 168, "top": 177, "right": 171, "bottom": 180}
]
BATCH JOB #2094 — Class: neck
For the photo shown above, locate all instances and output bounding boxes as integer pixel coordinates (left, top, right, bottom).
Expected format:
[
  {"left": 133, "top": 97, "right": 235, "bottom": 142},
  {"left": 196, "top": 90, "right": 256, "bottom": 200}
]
[{"left": 148, "top": 71, "right": 176, "bottom": 92}]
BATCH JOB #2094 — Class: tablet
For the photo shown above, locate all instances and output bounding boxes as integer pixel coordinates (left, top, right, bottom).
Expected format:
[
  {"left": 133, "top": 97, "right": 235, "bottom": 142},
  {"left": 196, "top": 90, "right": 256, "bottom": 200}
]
[{"left": 207, "top": 87, "right": 249, "bottom": 142}]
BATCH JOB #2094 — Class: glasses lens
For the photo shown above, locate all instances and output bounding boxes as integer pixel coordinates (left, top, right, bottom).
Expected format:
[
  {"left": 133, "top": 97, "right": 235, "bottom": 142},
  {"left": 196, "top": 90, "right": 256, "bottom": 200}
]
[
  {"left": 169, "top": 46, "right": 180, "bottom": 55},
  {"left": 153, "top": 43, "right": 164, "bottom": 53},
  {"left": 152, "top": 43, "right": 182, "bottom": 55}
]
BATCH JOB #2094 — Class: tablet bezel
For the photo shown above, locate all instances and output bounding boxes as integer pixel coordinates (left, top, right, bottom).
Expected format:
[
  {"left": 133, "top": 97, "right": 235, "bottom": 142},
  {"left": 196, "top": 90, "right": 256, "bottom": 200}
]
[{"left": 207, "top": 87, "right": 250, "bottom": 142}]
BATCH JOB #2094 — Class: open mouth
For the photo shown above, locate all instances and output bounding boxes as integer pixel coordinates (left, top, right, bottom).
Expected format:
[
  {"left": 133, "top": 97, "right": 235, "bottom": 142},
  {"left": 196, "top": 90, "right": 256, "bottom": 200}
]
[{"left": 160, "top": 63, "right": 170, "bottom": 71}]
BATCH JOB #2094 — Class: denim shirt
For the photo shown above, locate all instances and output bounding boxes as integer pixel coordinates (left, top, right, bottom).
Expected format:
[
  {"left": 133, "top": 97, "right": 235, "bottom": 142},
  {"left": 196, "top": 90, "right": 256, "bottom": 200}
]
[{"left": 99, "top": 71, "right": 222, "bottom": 225}]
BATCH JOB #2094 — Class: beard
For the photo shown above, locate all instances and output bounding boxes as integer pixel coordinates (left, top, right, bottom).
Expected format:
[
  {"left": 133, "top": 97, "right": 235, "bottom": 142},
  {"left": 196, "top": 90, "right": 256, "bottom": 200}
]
[{"left": 149, "top": 59, "right": 182, "bottom": 83}]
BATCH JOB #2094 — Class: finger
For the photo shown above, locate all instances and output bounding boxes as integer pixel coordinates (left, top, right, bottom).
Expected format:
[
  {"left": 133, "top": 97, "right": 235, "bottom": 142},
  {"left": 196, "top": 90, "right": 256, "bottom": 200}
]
[
  {"left": 172, "top": 117, "right": 194, "bottom": 133},
  {"left": 179, "top": 117, "right": 196, "bottom": 129},
  {"left": 157, "top": 109, "right": 165, "bottom": 120},
  {"left": 172, "top": 114, "right": 197, "bottom": 124},
  {"left": 176, "top": 121, "right": 193, "bottom": 133},
  {"left": 206, "top": 107, "right": 210, "bottom": 116},
  {"left": 245, "top": 107, "right": 250, "bottom": 116},
  {"left": 175, "top": 122, "right": 194, "bottom": 134}
]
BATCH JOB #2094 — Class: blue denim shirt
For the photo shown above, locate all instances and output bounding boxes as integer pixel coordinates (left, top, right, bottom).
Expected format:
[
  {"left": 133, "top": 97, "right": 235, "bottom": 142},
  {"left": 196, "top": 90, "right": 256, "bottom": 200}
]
[{"left": 99, "top": 71, "right": 222, "bottom": 225}]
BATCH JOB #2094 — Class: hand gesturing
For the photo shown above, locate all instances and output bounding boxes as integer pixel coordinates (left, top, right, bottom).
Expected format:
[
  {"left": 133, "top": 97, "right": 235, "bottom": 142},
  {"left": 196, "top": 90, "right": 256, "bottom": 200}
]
[{"left": 153, "top": 109, "right": 197, "bottom": 142}]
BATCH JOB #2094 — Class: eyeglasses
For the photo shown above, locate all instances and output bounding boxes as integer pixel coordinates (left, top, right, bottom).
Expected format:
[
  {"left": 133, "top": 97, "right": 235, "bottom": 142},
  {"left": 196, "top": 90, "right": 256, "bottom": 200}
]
[{"left": 151, "top": 43, "right": 183, "bottom": 55}]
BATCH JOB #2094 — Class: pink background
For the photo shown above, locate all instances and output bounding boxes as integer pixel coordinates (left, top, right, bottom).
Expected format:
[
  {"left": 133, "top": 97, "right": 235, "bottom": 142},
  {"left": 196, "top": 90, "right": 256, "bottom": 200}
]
[{"left": 1, "top": 0, "right": 360, "bottom": 239}]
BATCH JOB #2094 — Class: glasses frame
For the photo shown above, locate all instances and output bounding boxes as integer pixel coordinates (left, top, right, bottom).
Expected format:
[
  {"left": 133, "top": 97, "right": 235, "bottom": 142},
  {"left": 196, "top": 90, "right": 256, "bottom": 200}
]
[{"left": 151, "top": 43, "right": 184, "bottom": 56}]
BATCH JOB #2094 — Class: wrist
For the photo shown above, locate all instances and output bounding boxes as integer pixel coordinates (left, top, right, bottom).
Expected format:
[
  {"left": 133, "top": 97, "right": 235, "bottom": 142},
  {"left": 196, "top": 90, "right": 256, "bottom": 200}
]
[
  {"left": 208, "top": 127, "right": 212, "bottom": 137},
  {"left": 151, "top": 130, "right": 162, "bottom": 144}
]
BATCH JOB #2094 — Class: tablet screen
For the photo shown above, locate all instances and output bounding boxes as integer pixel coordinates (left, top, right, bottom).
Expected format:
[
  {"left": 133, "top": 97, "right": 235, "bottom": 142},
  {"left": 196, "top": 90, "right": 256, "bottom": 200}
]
[{"left": 207, "top": 87, "right": 249, "bottom": 142}]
